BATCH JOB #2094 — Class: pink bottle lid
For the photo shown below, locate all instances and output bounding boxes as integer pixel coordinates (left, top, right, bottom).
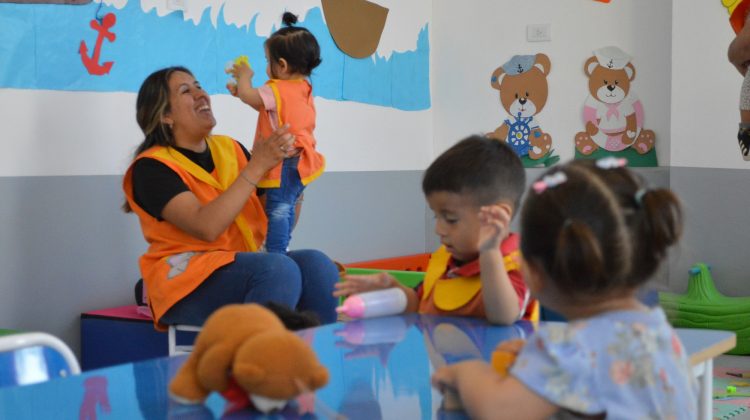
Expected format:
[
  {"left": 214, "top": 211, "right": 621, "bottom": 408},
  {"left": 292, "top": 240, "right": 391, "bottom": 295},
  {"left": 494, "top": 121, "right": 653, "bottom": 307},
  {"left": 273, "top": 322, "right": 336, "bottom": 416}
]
[{"left": 336, "top": 295, "right": 365, "bottom": 318}]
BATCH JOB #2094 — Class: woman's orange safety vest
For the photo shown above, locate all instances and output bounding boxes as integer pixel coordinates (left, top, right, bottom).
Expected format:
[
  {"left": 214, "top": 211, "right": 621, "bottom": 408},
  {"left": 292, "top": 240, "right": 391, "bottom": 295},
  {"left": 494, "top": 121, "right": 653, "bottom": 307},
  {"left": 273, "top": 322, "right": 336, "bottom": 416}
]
[
  {"left": 254, "top": 79, "right": 325, "bottom": 188},
  {"left": 123, "top": 135, "right": 267, "bottom": 329}
]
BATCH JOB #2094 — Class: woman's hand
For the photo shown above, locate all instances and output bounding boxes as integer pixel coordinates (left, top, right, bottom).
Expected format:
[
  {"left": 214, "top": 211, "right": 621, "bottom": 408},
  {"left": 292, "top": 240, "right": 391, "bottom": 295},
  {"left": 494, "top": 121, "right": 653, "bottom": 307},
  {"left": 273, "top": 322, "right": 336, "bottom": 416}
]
[
  {"left": 243, "top": 125, "right": 295, "bottom": 181},
  {"left": 333, "top": 273, "right": 396, "bottom": 298}
]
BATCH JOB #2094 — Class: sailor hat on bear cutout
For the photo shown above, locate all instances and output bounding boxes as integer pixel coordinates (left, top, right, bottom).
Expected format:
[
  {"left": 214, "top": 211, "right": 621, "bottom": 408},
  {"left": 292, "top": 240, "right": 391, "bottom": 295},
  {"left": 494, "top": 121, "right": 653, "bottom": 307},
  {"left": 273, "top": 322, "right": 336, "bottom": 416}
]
[
  {"left": 593, "top": 46, "right": 631, "bottom": 70},
  {"left": 501, "top": 55, "right": 536, "bottom": 75}
]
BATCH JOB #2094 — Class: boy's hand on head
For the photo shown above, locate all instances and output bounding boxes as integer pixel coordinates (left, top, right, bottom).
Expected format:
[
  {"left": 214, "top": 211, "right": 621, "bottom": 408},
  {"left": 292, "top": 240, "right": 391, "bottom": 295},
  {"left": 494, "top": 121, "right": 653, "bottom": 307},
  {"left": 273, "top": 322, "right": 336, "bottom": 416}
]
[
  {"left": 332, "top": 272, "right": 396, "bottom": 298},
  {"left": 477, "top": 205, "right": 511, "bottom": 253}
]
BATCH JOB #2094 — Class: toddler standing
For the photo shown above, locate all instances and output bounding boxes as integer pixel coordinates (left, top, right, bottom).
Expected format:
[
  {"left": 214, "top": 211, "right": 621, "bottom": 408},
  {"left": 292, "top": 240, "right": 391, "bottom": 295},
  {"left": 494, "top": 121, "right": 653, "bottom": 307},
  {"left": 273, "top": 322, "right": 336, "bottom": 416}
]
[{"left": 227, "top": 12, "right": 325, "bottom": 253}]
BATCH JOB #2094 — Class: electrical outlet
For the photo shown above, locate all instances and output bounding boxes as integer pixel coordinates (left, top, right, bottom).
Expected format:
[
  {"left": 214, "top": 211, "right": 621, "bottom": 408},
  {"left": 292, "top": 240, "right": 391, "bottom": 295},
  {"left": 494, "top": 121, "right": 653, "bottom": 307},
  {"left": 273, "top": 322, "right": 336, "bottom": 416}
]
[
  {"left": 166, "top": 0, "right": 185, "bottom": 11},
  {"left": 526, "top": 24, "right": 551, "bottom": 42}
]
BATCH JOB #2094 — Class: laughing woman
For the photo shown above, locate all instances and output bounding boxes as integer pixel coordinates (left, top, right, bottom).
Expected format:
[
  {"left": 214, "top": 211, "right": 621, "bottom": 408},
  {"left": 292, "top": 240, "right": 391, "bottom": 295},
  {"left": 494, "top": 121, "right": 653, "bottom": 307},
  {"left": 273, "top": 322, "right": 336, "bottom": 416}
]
[{"left": 123, "top": 66, "right": 337, "bottom": 330}]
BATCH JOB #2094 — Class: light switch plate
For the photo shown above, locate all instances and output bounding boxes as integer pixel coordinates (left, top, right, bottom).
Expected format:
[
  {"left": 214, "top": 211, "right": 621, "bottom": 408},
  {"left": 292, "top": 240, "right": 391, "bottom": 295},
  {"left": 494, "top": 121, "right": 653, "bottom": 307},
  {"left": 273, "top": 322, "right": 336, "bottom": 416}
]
[{"left": 527, "top": 24, "right": 551, "bottom": 42}]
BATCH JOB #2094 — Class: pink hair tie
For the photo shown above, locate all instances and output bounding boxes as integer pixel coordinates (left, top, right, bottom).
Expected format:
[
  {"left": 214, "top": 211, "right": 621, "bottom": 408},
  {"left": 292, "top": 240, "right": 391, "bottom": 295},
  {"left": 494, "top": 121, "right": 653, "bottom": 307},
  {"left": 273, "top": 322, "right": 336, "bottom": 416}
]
[
  {"left": 533, "top": 172, "right": 567, "bottom": 194},
  {"left": 596, "top": 156, "right": 628, "bottom": 169}
]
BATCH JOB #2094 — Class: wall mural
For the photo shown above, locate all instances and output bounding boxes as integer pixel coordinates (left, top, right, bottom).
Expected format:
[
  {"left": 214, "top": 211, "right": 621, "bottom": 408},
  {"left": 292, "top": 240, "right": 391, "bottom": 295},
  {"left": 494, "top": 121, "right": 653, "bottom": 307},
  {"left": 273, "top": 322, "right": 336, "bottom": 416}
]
[
  {"left": 0, "top": 1, "right": 430, "bottom": 111},
  {"left": 488, "top": 53, "right": 559, "bottom": 168}
]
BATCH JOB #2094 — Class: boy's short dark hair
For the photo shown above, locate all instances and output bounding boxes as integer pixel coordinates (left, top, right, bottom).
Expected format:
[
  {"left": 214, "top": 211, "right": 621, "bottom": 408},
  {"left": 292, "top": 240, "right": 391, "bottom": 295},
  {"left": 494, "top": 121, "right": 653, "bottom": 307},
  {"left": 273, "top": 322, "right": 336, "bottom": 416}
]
[{"left": 422, "top": 135, "right": 525, "bottom": 210}]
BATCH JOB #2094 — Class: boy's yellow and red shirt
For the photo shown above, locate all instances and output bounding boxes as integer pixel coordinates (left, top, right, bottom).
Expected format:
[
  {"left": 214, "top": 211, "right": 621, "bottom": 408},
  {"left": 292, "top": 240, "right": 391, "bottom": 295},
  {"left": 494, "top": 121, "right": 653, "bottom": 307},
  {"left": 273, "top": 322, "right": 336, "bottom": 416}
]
[{"left": 417, "top": 233, "right": 537, "bottom": 321}]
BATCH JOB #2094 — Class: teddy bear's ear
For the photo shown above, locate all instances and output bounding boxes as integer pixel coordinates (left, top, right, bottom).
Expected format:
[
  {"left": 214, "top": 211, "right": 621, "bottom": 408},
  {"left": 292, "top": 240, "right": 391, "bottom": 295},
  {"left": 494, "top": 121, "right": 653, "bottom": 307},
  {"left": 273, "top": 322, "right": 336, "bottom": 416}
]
[
  {"left": 310, "top": 365, "right": 330, "bottom": 389},
  {"left": 490, "top": 66, "right": 506, "bottom": 90},
  {"left": 584, "top": 56, "right": 599, "bottom": 77},
  {"left": 234, "top": 363, "right": 266, "bottom": 389},
  {"left": 624, "top": 62, "right": 636, "bottom": 81},
  {"left": 533, "top": 53, "right": 551, "bottom": 76}
]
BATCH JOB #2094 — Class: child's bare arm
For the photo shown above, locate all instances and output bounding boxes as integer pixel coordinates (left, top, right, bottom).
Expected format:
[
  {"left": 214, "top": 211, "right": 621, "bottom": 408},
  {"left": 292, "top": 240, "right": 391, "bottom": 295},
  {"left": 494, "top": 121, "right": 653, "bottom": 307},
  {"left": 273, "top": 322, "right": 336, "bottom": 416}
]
[
  {"left": 729, "top": 14, "right": 750, "bottom": 76},
  {"left": 478, "top": 204, "right": 521, "bottom": 325},
  {"left": 226, "top": 62, "right": 263, "bottom": 110},
  {"left": 333, "top": 273, "right": 419, "bottom": 312},
  {"left": 432, "top": 361, "right": 556, "bottom": 419}
]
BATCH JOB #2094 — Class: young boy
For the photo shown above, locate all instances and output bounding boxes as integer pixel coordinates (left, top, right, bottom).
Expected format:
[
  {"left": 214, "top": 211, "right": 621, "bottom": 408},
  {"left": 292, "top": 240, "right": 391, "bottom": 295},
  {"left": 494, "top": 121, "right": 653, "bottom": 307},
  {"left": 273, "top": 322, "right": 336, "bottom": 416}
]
[{"left": 334, "top": 135, "right": 534, "bottom": 324}]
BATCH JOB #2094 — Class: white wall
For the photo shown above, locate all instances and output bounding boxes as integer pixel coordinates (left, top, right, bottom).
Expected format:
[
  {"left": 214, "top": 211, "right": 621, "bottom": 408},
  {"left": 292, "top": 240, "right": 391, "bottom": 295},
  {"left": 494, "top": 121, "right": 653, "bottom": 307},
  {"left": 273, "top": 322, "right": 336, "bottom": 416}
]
[
  {"left": 432, "top": 0, "right": 672, "bottom": 163},
  {"left": 671, "top": 0, "right": 746, "bottom": 169}
]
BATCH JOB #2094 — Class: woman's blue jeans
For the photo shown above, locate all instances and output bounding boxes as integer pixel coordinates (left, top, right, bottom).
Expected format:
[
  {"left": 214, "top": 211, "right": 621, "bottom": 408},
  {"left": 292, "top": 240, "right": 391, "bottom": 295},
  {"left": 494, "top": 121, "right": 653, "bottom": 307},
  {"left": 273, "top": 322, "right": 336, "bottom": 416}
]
[
  {"left": 159, "top": 249, "right": 338, "bottom": 325},
  {"left": 264, "top": 156, "right": 305, "bottom": 254}
]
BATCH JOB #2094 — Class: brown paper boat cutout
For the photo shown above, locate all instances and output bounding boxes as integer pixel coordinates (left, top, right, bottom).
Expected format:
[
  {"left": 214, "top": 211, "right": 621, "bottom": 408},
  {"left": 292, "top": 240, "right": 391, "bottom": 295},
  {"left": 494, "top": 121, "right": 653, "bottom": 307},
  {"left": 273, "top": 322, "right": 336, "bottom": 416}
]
[{"left": 322, "top": 0, "right": 389, "bottom": 59}]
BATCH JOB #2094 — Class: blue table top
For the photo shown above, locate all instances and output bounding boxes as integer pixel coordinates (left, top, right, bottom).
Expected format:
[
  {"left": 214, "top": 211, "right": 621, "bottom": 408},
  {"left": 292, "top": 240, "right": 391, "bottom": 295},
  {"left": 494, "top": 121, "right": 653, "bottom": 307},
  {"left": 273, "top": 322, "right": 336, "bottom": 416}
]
[
  {"left": 0, "top": 315, "right": 733, "bottom": 419},
  {"left": 0, "top": 314, "right": 534, "bottom": 419}
]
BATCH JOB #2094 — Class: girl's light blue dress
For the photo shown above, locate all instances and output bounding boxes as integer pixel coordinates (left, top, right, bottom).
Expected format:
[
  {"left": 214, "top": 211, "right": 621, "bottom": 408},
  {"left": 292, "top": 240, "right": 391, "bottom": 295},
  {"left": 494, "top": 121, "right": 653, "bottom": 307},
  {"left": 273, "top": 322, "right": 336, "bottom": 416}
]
[{"left": 511, "top": 308, "right": 698, "bottom": 419}]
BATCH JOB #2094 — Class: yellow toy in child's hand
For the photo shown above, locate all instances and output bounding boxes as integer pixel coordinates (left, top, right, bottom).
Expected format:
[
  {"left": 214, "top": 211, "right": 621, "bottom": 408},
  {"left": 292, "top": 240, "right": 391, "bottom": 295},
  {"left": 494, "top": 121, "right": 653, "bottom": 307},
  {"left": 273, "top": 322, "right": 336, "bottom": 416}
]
[
  {"left": 225, "top": 55, "right": 251, "bottom": 79},
  {"left": 234, "top": 55, "right": 251, "bottom": 68},
  {"left": 491, "top": 338, "right": 524, "bottom": 376},
  {"left": 491, "top": 351, "right": 517, "bottom": 377},
  {"left": 225, "top": 55, "right": 251, "bottom": 93}
]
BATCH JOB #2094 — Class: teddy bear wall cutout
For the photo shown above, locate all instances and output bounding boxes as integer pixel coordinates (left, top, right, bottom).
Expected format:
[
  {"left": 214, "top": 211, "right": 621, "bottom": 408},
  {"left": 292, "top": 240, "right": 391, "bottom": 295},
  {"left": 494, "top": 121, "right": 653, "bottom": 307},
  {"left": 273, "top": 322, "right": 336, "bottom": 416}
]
[
  {"left": 489, "top": 53, "right": 560, "bottom": 168},
  {"left": 574, "top": 46, "right": 657, "bottom": 166}
]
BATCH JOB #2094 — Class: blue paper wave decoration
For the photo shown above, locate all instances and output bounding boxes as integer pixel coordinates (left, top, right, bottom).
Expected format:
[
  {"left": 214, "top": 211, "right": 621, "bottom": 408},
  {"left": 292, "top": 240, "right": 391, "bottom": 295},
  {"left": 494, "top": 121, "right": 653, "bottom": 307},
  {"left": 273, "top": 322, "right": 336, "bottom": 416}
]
[{"left": 0, "top": 2, "right": 430, "bottom": 111}]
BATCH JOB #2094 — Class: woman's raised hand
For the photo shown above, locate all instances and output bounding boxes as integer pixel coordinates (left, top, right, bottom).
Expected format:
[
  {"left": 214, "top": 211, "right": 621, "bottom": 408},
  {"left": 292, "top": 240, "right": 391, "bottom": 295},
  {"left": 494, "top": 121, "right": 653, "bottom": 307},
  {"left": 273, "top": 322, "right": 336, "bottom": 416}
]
[{"left": 244, "top": 125, "right": 295, "bottom": 179}]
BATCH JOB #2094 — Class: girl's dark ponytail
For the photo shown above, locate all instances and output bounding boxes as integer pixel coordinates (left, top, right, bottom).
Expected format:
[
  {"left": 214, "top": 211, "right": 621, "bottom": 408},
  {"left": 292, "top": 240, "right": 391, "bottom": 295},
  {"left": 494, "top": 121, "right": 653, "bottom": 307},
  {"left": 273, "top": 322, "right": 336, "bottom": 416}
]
[
  {"left": 266, "top": 12, "right": 322, "bottom": 76},
  {"left": 566, "top": 159, "right": 684, "bottom": 287},
  {"left": 552, "top": 220, "right": 607, "bottom": 293},
  {"left": 630, "top": 188, "right": 683, "bottom": 281},
  {"left": 282, "top": 11, "right": 298, "bottom": 27}
]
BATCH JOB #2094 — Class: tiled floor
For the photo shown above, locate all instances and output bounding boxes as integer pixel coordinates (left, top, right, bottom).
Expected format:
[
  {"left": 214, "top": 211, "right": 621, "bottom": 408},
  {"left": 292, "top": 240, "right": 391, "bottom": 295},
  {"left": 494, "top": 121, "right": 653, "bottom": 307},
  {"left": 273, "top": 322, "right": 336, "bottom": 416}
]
[{"left": 715, "top": 354, "right": 750, "bottom": 419}]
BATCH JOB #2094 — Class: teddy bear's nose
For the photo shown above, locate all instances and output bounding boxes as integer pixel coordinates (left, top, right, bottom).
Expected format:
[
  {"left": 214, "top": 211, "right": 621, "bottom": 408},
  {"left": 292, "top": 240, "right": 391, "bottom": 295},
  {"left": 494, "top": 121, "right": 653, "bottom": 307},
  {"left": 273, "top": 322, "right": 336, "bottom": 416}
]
[
  {"left": 607, "top": 85, "right": 616, "bottom": 92},
  {"left": 519, "top": 98, "right": 527, "bottom": 105}
]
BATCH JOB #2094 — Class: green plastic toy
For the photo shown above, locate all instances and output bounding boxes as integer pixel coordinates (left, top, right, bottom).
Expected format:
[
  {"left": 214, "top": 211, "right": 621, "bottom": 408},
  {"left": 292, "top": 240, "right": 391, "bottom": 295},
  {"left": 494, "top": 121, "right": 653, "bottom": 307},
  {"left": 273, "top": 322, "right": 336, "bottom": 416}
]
[{"left": 659, "top": 263, "right": 749, "bottom": 354}]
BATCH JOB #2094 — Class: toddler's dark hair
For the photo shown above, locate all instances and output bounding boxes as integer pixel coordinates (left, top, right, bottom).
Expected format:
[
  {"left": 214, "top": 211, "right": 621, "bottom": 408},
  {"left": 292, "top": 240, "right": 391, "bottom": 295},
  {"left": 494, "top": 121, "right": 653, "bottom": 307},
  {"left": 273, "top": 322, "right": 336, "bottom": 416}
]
[
  {"left": 569, "top": 160, "right": 683, "bottom": 284},
  {"left": 422, "top": 135, "right": 526, "bottom": 211},
  {"left": 265, "top": 12, "right": 322, "bottom": 76},
  {"left": 520, "top": 162, "right": 682, "bottom": 302}
]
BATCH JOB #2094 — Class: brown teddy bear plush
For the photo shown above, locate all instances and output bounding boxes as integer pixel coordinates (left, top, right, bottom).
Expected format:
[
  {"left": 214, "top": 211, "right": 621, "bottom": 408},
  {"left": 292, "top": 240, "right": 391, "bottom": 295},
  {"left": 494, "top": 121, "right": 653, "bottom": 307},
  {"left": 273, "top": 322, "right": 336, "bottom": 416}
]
[
  {"left": 168, "top": 304, "right": 329, "bottom": 413},
  {"left": 575, "top": 46, "right": 655, "bottom": 156},
  {"left": 488, "top": 53, "right": 554, "bottom": 161}
]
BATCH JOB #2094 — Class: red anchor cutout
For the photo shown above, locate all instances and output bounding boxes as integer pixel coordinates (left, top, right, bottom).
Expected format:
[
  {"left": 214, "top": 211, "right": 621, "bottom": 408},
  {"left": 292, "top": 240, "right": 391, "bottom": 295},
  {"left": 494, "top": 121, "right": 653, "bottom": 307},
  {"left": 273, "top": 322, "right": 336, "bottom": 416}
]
[{"left": 79, "top": 12, "right": 116, "bottom": 75}]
